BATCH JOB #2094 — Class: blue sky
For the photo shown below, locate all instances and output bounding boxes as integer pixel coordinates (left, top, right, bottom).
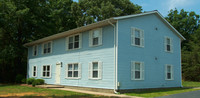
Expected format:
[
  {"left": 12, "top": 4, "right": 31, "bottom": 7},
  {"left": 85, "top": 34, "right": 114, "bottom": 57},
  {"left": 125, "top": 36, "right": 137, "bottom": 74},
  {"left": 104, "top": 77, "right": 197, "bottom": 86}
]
[{"left": 73, "top": 0, "right": 200, "bottom": 16}]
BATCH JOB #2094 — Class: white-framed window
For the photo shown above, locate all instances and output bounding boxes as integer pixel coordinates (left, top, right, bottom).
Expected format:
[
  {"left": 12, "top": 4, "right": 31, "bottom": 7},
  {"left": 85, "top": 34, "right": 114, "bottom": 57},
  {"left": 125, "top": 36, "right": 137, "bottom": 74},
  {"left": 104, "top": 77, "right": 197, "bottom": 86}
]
[
  {"left": 66, "top": 34, "right": 82, "bottom": 50},
  {"left": 89, "top": 61, "right": 102, "bottom": 79},
  {"left": 131, "top": 27, "right": 144, "bottom": 47},
  {"left": 66, "top": 63, "right": 81, "bottom": 79},
  {"left": 32, "top": 45, "right": 38, "bottom": 56},
  {"left": 165, "top": 64, "right": 173, "bottom": 80},
  {"left": 164, "top": 37, "right": 173, "bottom": 53},
  {"left": 89, "top": 28, "right": 102, "bottom": 47},
  {"left": 131, "top": 61, "right": 144, "bottom": 80},
  {"left": 42, "top": 65, "right": 51, "bottom": 78},
  {"left": 42, "top": 41, "right": 52, "bottom": 54},
  {"left": 32, "top": 66, "right": 37, "bottom": 77}
]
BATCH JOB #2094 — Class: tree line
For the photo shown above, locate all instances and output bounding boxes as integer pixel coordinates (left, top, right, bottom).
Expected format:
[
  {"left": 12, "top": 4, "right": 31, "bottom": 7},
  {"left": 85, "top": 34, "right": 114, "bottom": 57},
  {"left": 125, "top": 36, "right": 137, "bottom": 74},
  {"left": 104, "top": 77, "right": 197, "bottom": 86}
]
[{"left": 0, "top": 0, "right": 199, "bottom": 83}]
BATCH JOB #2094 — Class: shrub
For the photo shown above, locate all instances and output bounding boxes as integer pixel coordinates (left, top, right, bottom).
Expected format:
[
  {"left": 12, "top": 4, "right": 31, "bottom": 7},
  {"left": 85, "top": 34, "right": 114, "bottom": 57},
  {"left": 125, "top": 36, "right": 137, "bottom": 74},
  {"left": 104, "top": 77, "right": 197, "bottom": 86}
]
[
  {"left": 27, "top": 78, "right": 36, "bottom": 85},
  {"left": 15, "top": 74, "right": 24, "bottom": 83},
  {"left": 21, "top": 78, "right": 27, "bottom": 84},
  {"left": 32, "top": 79, "right": 45, "bottom": 87}
]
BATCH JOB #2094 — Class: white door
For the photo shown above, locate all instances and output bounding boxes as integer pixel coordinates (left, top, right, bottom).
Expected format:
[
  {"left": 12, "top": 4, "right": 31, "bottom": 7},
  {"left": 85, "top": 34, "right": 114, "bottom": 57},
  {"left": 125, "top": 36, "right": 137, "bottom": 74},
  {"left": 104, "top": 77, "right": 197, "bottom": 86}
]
[{"left": 55, "top": 63, "right": 61, "bottom": 84}]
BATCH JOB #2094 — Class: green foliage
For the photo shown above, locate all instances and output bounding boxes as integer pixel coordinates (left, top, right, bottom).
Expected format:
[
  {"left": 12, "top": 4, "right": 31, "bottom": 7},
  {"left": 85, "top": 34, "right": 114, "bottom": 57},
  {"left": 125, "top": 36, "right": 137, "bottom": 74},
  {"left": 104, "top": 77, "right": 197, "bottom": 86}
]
[
  {"left": 71, "top": 0, "right": 142, "bottom": 27},
  {"left": 27, "top": 78, "right": 36, "bottom": 85},
  {"left": 32, "top": 79, "right": 44, "bottom": 87},
  {"left": 15, "top": 74, "right": 24, "bottom": 83},
  {"left": 21, "top": 78, "right": 26, "bottom": 84}
]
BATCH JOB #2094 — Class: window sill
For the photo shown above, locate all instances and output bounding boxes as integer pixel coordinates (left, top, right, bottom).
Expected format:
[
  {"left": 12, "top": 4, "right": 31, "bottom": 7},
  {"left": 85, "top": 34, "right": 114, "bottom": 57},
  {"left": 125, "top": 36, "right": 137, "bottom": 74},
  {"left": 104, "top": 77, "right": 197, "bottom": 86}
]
[
  {"left": 165, "top": 79, "right": 174, "bottom": 81},
  {"left": 89, "top": 44, "right": 102, "bottom": 48},
  {"left": 89, "top": 78, "right": 102, "bottom": 80},
  {"left": 66, "top": 47, "right": 81, "bottom": 51},
  {"left": 131, "top": 44, "right": 144, "bottom": 48},
  {"left": 132, "top": 79, "right": 144, "bottom": 81},
  {"left": 165, "top": 51, "right": 173, "bottom": 53},
  {"left": 41, "top": 77, "right": 51, "bottom": 79}
]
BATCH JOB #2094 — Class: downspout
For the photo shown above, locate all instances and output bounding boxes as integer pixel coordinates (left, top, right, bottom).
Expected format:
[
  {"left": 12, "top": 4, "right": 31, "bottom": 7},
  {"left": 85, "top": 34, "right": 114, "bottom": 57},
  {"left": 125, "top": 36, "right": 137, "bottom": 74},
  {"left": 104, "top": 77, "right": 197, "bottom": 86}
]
[{"left": 108, "top": 20, "right": 119, "bottom": 94}]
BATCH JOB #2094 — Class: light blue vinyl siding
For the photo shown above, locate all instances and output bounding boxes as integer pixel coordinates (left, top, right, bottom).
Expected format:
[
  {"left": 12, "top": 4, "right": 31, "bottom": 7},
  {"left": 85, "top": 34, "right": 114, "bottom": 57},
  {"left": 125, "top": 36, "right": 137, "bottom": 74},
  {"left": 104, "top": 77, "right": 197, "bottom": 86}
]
[
  {"left": 117, "top": 14, "right": 181, "bottom": 89},
  {"left": 28, "top": 25, "right": 115, "bottom": 89}
]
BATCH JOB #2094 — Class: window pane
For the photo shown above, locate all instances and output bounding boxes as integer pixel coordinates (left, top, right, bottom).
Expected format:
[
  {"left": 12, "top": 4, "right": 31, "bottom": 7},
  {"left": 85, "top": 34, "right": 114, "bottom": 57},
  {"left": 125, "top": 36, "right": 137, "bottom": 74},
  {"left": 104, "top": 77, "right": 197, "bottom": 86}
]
[
  {"left": 135, "top": 38, "right": 140, "bottom": 45},
  {"left": 135, "top": 63, "right": 140, "bottom": 71},
  {"left": 93, "top": 38, "right": 99, "bottom": 45},
  {"left": 167, "top": 45, "right": 171, "bottom": 51},
  {"left": 33, "top": 72, "right": 36, "bottom": 76},
  {"left": 93, "top": 30, "right": 100, "bottom": 38},
  {"left": 75, "top": 35, "right": 79, "bottom": 41},
  {"left": 44, "top": 49, "right": 47, "bottom": 54},
  {"left": 135, "top": 71, "right": 140, "bottom": 79},
  {"left": 93, "top": 62, "right": 98, "bottom": 70},
  {"left": 167, "top": 66, "right": 171, "bottom": 73},
  {"left": 34, "top": 51, "right": 37, "bottom": 55},
  {"left": 48, "top": 42, "right": 51, "bottom": 48},
  {"left": 135, "top": 30, "right": 140, "bottom": 38},
  {"left": 74, "top": 42, "right": 79, "bottom": 48},
  {"left": 167, "top": 38, "right": 170, "bottom": 44},
  {"left": 69, "top": 37, "right": 73, "bottom": 43},
  {"left": 43, "top": 66, "right": 46, "bottom": 71},
  {"left": 48, "top": 48, "right": 51, "bottom": 53},
  {"left": 69, "top": 43, "right": 73, "bottom": 49},
  {"left": 34, "top": 66, "right": 36, "bottom": 71},
  {"left": 167, "top": 73, "right": 171, "bottom": 79},
  {"left": 74, "top": 71, "right": 78, "bottom": 77},
  {"left": 74, "top": 64, "right": 78, "bottom": 70},
  {"left": 68, "top": 71, "right": 72, "bottom": 77},
  {"left": 68, "top": 64, "right": 72, "bottom": 70},
  {"left": 93, "top": 71, "right": 98, "bottom": 78},
  {"left": 47, "top": 66, "right": 50, "bottom": 71},
  {"left": 47, "top": 72, "right": 50, "bottom": 77},
  {"left": 43, "top": 72, "right": 46, "bottom": 77}
]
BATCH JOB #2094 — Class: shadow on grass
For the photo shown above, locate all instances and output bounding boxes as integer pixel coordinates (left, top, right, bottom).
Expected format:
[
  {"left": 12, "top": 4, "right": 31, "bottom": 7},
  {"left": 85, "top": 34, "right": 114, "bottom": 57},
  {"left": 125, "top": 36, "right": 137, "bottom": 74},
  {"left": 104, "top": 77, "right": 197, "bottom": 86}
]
[{"left": 125, "top": 87, "right": 192, "bottom": 95}]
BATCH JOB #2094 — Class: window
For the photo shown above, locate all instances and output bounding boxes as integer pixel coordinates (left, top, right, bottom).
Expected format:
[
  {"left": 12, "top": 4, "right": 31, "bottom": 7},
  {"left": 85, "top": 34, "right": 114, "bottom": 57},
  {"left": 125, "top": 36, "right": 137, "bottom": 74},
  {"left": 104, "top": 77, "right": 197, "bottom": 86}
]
[
  {"left": 66, "top": 63, "right": 81, "bottom": 79},
  {"left": 164, "top": 37, "right": 173, "bottom": 52},
  {"left": 66, "top": 34, "right": 82, "bottom": 50},
  {"left": 89, "top": 61, "right": 102, "bottom": 79},
  {"left": 89, "top": 28, "right": 102, "bottom": 47},
  {"left": 42, "top": 42, "right": 52, "bottom": 54},
  {"left": 131, "top": 61, "right": 144, "bottom": 80},
  {"left": 33, "top": 45, "right": 38, "bottom": 56},
  {"left": 42, "top": 65, "right": 51, "bottom": 78},
  {"left": 32, "top": 66, "right": 37, "bottom": 77},
  {"left": 165, "top": 64, "right": 173, "bottom": 80},
  {"left": 131, "top": 27, "right": 144, "bottom": 47}
]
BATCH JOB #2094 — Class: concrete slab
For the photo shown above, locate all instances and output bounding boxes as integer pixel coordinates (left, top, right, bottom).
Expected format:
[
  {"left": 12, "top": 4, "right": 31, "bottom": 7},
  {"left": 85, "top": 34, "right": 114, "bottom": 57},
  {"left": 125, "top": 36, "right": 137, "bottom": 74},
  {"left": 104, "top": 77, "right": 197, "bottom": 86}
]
[{"left": 36, "top": 84, "right": 64, "bottom": 88}]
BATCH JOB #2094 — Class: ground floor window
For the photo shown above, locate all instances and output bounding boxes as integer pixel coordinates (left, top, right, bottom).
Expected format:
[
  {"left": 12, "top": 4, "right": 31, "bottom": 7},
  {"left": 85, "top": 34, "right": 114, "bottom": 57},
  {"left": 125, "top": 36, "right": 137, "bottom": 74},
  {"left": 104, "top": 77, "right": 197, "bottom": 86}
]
[
  {"left": 42, "top": 65, "right": 51, "bottom": 78},
  {"left": 32, "top": 66, "right": 37, "bottom": 77},
  {"left": 131, "top": 61, "right": 144, "bottom": 80},
  {"left": 165, "top": 64, "right": 173, "bottom": 80},
  {"left": 89, "top": 61, "right": 102, "bottom": 79},
  {"left": 66, "top": 63, "right": 81, "bottom": 79}
]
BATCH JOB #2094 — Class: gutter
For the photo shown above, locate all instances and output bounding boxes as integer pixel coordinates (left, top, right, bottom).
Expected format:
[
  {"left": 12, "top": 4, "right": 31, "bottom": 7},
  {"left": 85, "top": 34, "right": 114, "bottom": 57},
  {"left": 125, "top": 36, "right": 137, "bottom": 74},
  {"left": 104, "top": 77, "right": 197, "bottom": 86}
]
[{"left": 108, "top": 20, "right": 119, "bottom": 94}]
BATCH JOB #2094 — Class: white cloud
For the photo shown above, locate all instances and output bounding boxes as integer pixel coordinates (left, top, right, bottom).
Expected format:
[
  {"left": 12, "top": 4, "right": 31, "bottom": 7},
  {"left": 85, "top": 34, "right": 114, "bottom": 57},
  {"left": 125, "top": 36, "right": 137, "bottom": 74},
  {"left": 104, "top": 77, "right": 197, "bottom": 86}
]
[{"left": 168, "top": 0, "right": 195, "bottom": 10}]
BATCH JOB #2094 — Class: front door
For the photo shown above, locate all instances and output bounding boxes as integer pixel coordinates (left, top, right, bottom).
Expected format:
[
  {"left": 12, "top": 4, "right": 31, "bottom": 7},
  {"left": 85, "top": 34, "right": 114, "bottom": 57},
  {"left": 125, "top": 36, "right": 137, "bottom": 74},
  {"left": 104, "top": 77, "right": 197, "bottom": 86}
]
[{"left": 55, "top": 63, "right": 61, "bottom": 84}]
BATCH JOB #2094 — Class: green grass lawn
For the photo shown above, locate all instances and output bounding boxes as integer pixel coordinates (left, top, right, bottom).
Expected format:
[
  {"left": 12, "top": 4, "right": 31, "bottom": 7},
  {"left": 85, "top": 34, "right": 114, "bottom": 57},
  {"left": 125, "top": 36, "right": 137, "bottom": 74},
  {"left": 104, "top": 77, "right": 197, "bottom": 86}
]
[
  {"left": 125, "top": 81, "right": 200, "bottom": 97},
  {"left": 0, "top": 84, "right": 110, "bottom": 98}
]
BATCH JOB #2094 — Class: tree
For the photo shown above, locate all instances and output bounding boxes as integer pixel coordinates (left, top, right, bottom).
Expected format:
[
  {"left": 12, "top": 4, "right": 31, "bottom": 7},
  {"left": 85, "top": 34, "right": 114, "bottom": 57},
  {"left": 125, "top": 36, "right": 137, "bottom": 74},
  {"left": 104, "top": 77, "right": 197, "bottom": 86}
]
[{"left": 71, "top": 0, "right": 142, "bottom": 27}]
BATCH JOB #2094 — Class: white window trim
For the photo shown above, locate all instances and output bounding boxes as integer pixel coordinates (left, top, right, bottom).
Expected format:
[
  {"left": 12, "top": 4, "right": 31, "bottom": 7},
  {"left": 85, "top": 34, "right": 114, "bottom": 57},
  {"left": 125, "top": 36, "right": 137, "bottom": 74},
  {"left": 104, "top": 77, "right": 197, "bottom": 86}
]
[
  {"left": 66, "top": 33, "right": 82, "bottom": 51},
  {"left": 89, "top": 28, "right": 103, "bottom": 47},
  {"left": 32, "top": 65, "right": 37, "bottom": 77},
  {"left": 42, "top": 41, "right": 53, "bottom": 54},
  {"left": 89, "top": 61, "right": 102, "bottom": 80},
  {"left": 65, "top": 63, "right": 81, "bottom": 79},
  {"left": 165, "top": 64, "right": 174, "bottom": 80},
  {"left": 41, "top": 65, "right": 52, "bottom": 78},
  {"left": 32, "top": 45, "right": 38, "bottom": 56},
  {"left": 164, "top": 36, "right": 173, "bottom": 53},
  {"left": 131, "top": 61, "right": 145, "bottom": 80},
  {"left": 131, "top": 27, "right": 144, "bottom": 48}
]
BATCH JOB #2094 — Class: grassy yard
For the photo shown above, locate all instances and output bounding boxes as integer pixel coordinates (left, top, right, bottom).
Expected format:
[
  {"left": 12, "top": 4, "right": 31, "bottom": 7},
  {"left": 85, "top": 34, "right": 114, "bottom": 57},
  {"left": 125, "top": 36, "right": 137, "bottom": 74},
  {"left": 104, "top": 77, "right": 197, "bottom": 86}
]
[
  {"left": 125, "top": 81, "right": 200, "bottom": 97},
  {"left": 0, "top": 84, "right": 110, "bottom": 98}
]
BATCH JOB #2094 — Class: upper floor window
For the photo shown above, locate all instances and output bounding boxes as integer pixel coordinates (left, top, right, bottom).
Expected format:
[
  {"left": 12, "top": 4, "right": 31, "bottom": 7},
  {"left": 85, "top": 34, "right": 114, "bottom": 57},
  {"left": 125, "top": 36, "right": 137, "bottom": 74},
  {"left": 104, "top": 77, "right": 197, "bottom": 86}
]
[
  {"left": 42, "top": 42, "right": 52, "bottom": 54},
  {"left": 32, "top": 66, "right": 37, "bottom": 77},
  {"left": 33, "top": 45, "right": 38, "bottom": 56},
  {"left": 89, "top": 61, "right": 102, "bottom": 79},
  {"left": 131, "top": 27, "right": 144, "bottom": 47},
  {"left": 66, "top": 63, "right": 81, "bottom": 79},
  {"left": 164, "top": 37, "right": 173, "bottom": 52},
  {"left": 165, "top": 64, "right": 173, "bottom": 80},
  {"left": 42, "top": 65, "right": 51, "bottom": 78},
  {"left": 131, "top": 61, "right": 144, "bottom": 80},
  {"left": 66, "top": 34, "right": 82, "bottom": 50},
  {"left": 89, "top": 28, "right": 102, "bottom": 47}
]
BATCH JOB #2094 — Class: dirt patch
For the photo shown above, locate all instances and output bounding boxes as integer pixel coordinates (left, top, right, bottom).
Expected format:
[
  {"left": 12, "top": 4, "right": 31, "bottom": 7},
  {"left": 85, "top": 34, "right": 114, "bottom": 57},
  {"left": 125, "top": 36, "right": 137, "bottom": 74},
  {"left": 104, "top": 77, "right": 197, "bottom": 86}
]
[
  {"left": 0, "top": 92, "right": 47, "bottom": 97},
  {"left": 20, "top": 84, "right": 33, "bottom": 87}
]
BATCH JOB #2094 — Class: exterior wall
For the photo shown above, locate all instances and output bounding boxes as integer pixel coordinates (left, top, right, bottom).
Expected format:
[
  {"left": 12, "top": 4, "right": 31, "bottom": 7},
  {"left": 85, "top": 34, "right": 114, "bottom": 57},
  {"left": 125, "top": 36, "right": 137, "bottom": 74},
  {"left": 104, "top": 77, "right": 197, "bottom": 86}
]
[
  {"left": 117, "top": 14, "right": 182, "bottom": 89},
  {"left": 28, "top": 25, "right": 115, "bottom": 89}
]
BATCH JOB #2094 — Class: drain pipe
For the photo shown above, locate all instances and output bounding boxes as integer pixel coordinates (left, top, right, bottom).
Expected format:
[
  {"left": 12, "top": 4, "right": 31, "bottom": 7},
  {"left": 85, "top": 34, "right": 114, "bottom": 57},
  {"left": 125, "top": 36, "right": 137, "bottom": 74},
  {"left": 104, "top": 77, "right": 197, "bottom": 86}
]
[{"left": 108, "top": 20, "right": 119, "bottom": 94}]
